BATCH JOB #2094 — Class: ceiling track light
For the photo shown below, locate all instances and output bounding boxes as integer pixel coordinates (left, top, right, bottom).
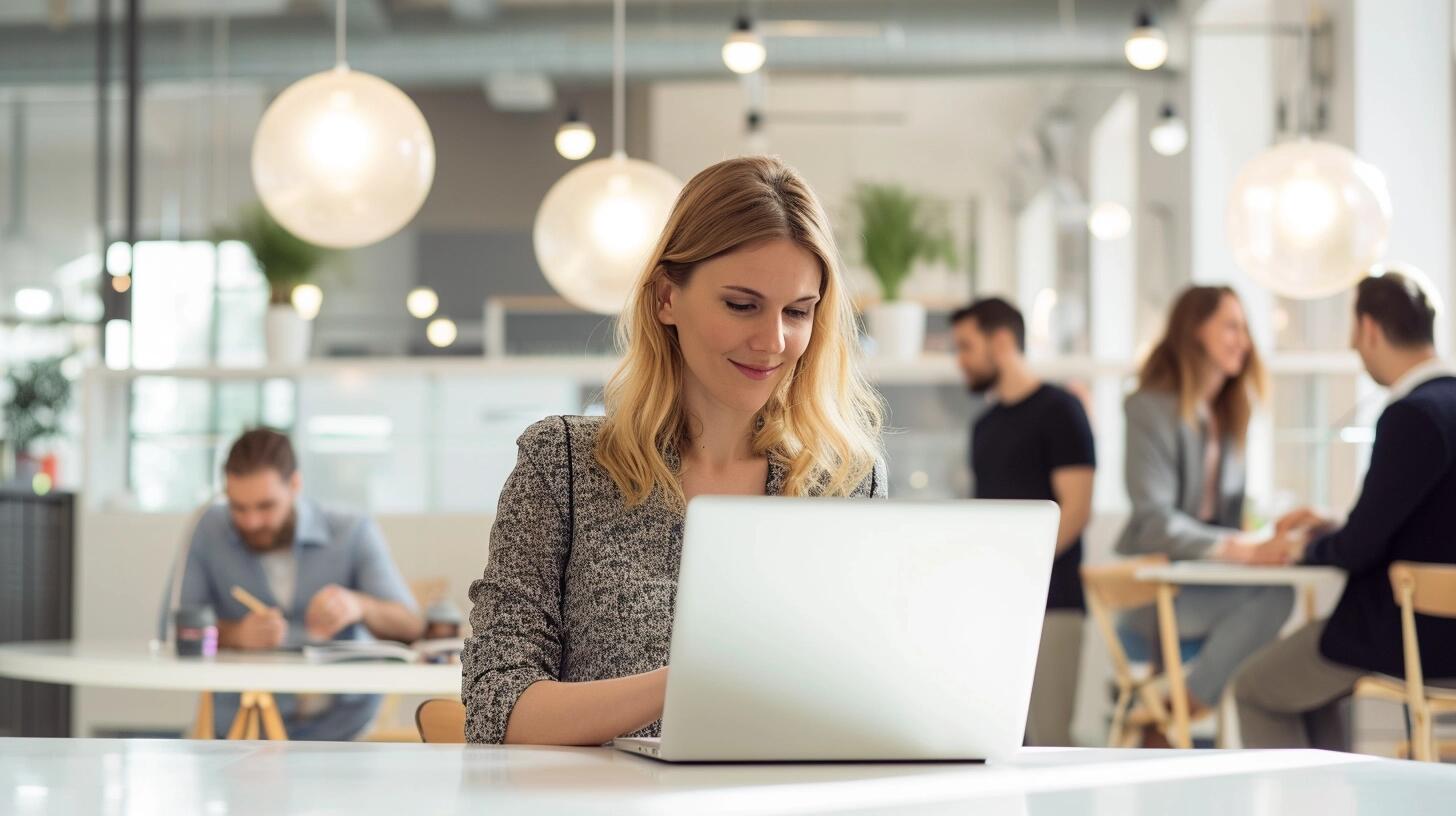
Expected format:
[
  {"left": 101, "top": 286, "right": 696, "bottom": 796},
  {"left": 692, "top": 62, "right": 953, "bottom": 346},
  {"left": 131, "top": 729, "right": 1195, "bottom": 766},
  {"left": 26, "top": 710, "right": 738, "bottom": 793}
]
[
  {"left": 722, "top": 15, "right": 767, "bottom": 75},
  {"left": 555, "top": 108, "right": 597, "bottom": 161},
  {"left": 1125, "top": 8, "right": 1169, "bottom": 71},
  {"left": 1149, "top": 102, "right": 1188, "bottom": 156}
]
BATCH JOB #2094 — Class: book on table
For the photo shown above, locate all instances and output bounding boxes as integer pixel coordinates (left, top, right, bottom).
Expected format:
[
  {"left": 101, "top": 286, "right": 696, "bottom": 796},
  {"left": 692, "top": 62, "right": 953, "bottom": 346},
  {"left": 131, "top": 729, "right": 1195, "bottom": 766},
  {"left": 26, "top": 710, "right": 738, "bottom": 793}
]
[{"left": 301, "top": 638, "right": 464, "bottom": 664}]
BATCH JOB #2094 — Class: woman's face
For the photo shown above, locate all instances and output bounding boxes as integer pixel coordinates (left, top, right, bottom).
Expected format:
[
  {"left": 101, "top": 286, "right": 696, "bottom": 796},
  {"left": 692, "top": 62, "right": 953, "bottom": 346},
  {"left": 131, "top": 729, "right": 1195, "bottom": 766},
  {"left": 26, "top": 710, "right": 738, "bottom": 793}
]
[
  {"left": 657, "top": 238, "right": 823, "bottom": 417},
  {"left": 1196, "top": 293, "right": 1252, "bottom": 380}
]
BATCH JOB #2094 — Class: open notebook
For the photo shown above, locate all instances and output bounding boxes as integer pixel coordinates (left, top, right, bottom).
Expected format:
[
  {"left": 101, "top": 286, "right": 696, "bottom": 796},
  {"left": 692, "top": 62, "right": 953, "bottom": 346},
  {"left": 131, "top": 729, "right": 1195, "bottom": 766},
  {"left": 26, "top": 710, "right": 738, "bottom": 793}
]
[{"left": 301, "top": 638, "right": 464, "bottom": 664}]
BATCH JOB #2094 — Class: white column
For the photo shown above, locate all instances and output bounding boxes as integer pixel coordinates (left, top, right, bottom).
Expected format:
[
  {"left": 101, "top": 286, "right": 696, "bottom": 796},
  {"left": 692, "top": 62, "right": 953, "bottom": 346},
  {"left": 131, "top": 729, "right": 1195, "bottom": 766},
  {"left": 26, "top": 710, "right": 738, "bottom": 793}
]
[
  {"left": 976, "top": 186, "right": 1016, "bottom": 301},
  {"left": 1015, "top": 189, "right": 1059, "bottom": 361},
  {"left": 1088, "top": 91, "right": 1139, "bottom": 516},
  {"left": 1353, "top": 0, "right": 1452, "bottom": 354},
  {"left": 1190, "top": 11, "right": 1276, "bottom": 347},
  {"left": 1191, "top": 0, "right": 1278, "bottom": 515}
]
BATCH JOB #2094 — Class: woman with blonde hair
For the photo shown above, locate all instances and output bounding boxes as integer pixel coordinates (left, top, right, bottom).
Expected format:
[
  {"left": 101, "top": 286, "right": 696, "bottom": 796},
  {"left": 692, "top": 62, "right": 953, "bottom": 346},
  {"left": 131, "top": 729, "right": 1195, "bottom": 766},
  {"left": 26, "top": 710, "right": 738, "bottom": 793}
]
[
  {"left": 1117, "top": 285, "right": 1292, "bottom": 734},
  {"left": 463, "top": 156, "right": 887, "bottom": 745}
]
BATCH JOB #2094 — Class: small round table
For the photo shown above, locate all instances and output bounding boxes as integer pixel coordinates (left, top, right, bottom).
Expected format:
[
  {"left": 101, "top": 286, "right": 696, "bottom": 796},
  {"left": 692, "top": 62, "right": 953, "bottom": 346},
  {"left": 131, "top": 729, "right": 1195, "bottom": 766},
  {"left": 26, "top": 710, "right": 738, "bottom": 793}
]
[{"left": 0, "top": 640, "right": 462, "bottom": 740}]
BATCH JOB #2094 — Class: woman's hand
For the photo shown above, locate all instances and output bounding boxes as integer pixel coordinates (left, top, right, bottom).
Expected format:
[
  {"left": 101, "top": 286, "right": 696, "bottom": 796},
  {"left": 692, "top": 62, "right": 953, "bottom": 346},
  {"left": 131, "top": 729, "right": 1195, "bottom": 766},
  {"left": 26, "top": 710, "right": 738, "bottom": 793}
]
[{"left": 1214, "top": 534, "right": 1293, "bottom": 566}]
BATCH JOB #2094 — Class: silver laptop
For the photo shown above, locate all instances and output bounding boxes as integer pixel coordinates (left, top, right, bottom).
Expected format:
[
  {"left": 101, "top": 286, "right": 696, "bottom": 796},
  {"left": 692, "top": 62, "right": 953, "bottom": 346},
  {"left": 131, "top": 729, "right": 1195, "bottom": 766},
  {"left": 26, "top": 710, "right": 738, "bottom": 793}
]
[{"left": 614, "top": 496, "right": 1059, "bottom": 762}]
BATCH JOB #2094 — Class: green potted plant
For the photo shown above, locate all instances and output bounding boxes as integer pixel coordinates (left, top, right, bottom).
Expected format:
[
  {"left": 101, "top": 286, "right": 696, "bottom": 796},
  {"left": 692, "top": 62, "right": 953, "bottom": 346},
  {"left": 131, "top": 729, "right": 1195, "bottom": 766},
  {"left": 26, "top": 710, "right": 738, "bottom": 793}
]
[
  {"left": 3, "top": 357, "right": 71, "bottom": 484},
  {"left": 217, "top": 204, "right": 330, "bottom": 365},
  {"left": 852, "top": 183, "right": 957, "bottom": 358}
]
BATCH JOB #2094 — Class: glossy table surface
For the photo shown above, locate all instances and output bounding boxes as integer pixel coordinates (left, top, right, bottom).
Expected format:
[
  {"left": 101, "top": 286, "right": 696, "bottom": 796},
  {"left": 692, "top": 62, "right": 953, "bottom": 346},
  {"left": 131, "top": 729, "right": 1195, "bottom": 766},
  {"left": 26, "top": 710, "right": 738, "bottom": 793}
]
[
  {"left": 2, "top": 738, "right": 1453, "bottom": 815},
  {"left": 0, "top": 641, "right": 460, "bottom": 694}
]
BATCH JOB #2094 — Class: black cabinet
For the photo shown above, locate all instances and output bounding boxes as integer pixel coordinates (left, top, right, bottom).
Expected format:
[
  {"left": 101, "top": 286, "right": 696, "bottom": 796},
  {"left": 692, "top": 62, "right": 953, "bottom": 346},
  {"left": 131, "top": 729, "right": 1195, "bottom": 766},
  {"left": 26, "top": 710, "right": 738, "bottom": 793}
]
[{"left": 0, "top": 488, "right": 74, "bottom": 737}]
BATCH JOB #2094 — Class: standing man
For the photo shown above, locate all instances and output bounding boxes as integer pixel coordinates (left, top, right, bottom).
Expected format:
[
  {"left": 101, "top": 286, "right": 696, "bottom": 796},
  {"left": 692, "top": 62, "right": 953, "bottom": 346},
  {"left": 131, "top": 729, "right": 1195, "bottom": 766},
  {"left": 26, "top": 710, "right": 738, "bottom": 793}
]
[
  {"left": 952, "top": 298, "right": 1096, "bottom": 746},
  {"left": 1234, "top": 271, "right": 1456, "bottom": 749},
  {"left": 163, "top": 428, "right": 424, "bottom": 740}
]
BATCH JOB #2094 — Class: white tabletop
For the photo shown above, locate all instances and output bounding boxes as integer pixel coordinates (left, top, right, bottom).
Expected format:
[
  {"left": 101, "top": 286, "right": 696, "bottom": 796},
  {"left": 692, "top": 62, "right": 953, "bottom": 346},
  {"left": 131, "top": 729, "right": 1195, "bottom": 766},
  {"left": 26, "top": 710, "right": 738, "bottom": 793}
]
[
  {"left": 0, "top": 641, "right": 461, "bottom": 695},
  {"left": 2, "top": 738, "right": 1452, "bottom": 815},
  {"left": 1135, "top": 562, "right": 1345, "bottom": 587}
]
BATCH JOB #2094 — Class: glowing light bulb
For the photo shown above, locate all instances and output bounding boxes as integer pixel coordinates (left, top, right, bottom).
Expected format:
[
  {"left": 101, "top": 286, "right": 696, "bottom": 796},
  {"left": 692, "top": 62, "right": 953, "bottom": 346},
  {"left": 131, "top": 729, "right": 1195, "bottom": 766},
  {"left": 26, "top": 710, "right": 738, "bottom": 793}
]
[
  {"left": 252, "top": 67, "right": 435, "bottom": 249},
  {"left": 426, "top": 317, "right": 457, "bottom": 348},
  {"left": 406, "top": 286, "right": 439, "bottom": 319},
  {"left": 555, "top": 115, "right": 596, "bottom": 161},
  {"left": 722, "top": 18, "right": 767, "bottom": 75},
  {"left": 291, "top": 283, "right": 323, "bottom": 320}
]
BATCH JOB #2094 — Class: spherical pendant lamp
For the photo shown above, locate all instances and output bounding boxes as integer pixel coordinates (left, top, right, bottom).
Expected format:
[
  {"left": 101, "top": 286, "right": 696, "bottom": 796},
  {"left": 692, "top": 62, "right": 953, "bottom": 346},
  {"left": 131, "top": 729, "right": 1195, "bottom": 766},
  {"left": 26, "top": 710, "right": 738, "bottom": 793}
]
[
  {"left": 532, "top": 0, "right": 681, "bottom": 314},
  {"left": 1225, "top": 140, "right": 1392, "bottom": 299},
  {"left": 534, "top": 153, "right": 682, "bottom": 313},
  {"left": 251, "top": 1, "right": 435, "bottom": 249}
]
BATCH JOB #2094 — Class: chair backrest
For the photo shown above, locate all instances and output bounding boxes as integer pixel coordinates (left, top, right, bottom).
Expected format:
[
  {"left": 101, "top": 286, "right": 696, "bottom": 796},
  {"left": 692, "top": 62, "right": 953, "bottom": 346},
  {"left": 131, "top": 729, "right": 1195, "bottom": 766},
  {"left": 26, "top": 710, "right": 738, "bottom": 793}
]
[
  {"left": 415, "top": 698, "right": 467, "bottom": 744},
  {"left": 1390, "top": 562, "right": 1456, "bottom": 619},
  {"left": 1081, "top": 555, "right": 1174, "bottom": 679},
  {"left": 1387, "top": 561, "right": 1456, "bottom": 708},
  {"left": 1081, "top": 555, "right": 1171, "bottom": 612}
]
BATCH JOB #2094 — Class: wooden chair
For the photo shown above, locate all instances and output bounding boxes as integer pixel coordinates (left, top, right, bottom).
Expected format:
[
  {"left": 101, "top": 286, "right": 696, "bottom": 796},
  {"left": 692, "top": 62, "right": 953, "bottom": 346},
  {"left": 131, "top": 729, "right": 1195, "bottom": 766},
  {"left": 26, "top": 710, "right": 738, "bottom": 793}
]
[
  {"left": 415, "top": 698, "right": 467, "bottom": 743},
  {"left": 1082, "top": 555, "right": 1204, "bottom": 748},
  {"left": 1352, "top": 561, "right": 1456, "bottom": 762}
]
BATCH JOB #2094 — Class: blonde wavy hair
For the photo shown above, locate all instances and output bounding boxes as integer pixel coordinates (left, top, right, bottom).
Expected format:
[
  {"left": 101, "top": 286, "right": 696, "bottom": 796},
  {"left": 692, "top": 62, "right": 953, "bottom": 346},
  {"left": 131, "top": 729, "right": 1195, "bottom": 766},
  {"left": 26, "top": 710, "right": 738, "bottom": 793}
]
[
  {"left": 1139, "top": 285, "right": 1267, "bottom": 444},
  {"left": 596, "top": 155, "right": 884, "bottom": 508}
]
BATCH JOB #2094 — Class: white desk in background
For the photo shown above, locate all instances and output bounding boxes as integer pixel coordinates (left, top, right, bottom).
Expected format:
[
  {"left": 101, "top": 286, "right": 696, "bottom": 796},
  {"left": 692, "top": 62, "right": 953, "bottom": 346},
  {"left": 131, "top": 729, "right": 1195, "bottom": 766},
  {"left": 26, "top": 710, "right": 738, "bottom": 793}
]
[
  {"left": 0, "top": 641, "right": 460, "bottom": 740},
  {"left": 2, "top": 738, "right": 1453, "bottom": 816},
  {"left": 1132, "top": 563, "right": 1347, "bottom": 749}
]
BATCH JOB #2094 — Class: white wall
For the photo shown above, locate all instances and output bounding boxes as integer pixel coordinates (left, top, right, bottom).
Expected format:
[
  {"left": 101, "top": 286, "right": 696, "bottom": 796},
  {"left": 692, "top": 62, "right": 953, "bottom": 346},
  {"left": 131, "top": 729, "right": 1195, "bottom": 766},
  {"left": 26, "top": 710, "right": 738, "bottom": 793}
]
[
  {"left": 649, "top": 76, "right": 1058, "bottom": 304},
  {"left": 1352, "top": 0, "right": 1453, "bottom": 354}
]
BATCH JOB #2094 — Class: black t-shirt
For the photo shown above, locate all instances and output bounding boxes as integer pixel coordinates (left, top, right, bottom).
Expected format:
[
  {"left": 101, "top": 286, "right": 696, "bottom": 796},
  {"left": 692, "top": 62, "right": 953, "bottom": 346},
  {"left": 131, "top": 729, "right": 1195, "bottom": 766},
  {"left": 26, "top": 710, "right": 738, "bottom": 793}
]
[{"left": 971, "top": 384, "right": 1096, "bottom": 611}]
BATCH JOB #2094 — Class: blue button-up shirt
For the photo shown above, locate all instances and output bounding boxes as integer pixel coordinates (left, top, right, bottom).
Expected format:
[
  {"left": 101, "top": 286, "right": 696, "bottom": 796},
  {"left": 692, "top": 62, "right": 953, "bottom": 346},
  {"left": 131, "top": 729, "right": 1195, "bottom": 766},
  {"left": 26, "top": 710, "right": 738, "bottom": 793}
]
[{"left": 162, "top": 497, "right": 417, "bottom": 740}]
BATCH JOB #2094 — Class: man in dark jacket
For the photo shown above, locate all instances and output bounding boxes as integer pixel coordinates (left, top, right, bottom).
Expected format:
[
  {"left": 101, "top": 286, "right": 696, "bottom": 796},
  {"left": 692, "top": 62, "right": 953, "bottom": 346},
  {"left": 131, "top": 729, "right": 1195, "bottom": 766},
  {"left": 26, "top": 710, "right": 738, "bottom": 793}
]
[{"left": 1233, "top": 271, "right": 1456, "bottom": 749}]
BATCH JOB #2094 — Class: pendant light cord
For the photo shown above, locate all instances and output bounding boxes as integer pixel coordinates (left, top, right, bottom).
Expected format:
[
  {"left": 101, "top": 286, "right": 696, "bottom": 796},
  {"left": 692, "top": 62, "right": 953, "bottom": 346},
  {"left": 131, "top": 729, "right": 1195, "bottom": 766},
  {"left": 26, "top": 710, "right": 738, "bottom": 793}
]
[
  {"left": 1296, "top": 0, "right": 1312, "bottom": 136},
  {"left": 336, "top": 0, "right": 348, "bottom": 69},
  {"left": 612, "top": 0, "right": 625, "bottom": 157}
]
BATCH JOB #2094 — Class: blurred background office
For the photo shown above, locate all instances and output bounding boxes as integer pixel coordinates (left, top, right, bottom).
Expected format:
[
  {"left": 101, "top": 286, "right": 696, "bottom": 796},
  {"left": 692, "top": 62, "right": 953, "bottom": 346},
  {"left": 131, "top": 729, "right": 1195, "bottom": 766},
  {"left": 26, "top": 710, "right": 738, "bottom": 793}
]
[{"left": 0, "top": 0, "right": 1450, "bottom": 753}]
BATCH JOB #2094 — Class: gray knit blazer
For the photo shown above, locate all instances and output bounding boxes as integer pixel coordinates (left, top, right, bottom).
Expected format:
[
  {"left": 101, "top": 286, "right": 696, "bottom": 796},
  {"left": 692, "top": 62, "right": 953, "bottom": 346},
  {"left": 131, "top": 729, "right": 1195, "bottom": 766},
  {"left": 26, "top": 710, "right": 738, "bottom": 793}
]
[{"left": 462, "top": 415, "right": 888, "bottom": 744}]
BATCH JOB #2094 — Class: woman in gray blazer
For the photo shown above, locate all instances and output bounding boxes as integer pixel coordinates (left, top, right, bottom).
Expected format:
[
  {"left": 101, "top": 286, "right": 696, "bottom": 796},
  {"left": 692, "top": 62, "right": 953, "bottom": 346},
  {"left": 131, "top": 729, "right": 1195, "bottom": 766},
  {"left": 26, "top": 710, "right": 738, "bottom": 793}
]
[
  {"left": 462, "top": 157, "right": 888, "bottom": 746},
  {"left": 1117, "top": 286, "right": 1293, "bottom": 725}
]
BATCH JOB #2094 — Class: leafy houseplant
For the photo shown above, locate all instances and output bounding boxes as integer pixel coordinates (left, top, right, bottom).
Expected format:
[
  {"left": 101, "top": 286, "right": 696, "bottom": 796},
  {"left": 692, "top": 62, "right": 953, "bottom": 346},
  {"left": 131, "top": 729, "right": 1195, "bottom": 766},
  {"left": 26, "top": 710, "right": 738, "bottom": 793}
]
[
  {"left": 3, "top": 357, "right": 71, "bottom": 480},
  {"left": 218, "top": 204, "right": 331, "bottom": 364},
  {"left": 852, "top": 183, "right": 956, "bottom": 358},
  {"left": 220, "top": 204, "right": 330, "bottom": 305}
]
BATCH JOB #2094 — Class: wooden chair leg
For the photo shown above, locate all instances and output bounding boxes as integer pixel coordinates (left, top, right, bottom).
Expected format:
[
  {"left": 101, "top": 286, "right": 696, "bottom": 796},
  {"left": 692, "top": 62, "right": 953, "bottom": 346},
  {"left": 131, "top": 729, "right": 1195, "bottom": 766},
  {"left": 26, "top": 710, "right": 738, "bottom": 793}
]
[
  {"left": 1301, "top": 585, "right": 1318, "bottom": 624},
  {"left": 225, "top": 692, "right": 255, "bottom": 741},
  {"left": 191, "top": 692, "right": 215, "bottom": 740},
  {"left": 257, "top": 693, "right": 289, "bottom": 741},
  {"left": 1413, "top": 708, "right": 1434, "bottom": 762},
  {"left": 1109, "top": 684, "right": 1132, "bottom": 748},
  {"left": 243, "top": 706, "right": 261, "bottom": 740},
  {"left": 1155, "top": 584, "right": 1193, "bottom": 749}
]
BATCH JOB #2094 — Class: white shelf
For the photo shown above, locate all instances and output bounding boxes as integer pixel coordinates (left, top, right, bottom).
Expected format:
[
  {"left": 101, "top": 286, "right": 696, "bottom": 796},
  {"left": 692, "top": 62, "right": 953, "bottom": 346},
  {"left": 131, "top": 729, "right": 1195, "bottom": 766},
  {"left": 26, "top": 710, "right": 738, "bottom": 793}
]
[{"left": 82, "top": 351, "right": 1365, "bottom": 389}]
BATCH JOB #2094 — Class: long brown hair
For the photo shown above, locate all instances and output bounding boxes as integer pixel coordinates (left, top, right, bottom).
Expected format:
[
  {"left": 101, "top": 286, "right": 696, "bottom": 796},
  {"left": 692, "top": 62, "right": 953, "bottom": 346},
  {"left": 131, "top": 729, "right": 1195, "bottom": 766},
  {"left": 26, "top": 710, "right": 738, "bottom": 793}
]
[
  {"left": 596, "top": 156, "right": 884, "bottom": 508},
  {"left": 1138, "top": 285, "right": 1266, "bottom": 443}
]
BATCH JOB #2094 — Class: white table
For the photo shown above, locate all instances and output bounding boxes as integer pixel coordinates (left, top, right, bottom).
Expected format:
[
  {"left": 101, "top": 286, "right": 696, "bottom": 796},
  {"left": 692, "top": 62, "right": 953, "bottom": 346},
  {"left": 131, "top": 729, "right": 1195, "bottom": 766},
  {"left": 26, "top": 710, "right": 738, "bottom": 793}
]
[
  {"left": 0, "top": 641, "right": 461, "bottom": 740},
  {"left": 3, "top": 738, "right": 1453, "bottom": 815},
  {"left": 1131, "top": 563, "right": 1346, "bottom": 748}
]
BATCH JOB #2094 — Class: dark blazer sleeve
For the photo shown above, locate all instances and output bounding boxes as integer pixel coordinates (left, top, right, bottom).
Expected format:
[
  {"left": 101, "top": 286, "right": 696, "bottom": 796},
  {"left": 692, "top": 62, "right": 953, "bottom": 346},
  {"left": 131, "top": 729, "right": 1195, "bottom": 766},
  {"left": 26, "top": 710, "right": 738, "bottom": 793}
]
[{"left": 1303, "top": 400, "right": 1455, "bottom": 575}]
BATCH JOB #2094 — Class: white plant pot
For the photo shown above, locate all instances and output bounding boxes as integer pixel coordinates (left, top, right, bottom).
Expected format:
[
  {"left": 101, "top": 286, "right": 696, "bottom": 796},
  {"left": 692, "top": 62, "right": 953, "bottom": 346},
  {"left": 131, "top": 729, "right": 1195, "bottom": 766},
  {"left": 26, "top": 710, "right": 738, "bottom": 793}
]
[
  {"left": 265, "top": 304, "right": 312, "bottom": 366},
  {"left": 866, "top": 301, "right": 926, "bottom": 359}
]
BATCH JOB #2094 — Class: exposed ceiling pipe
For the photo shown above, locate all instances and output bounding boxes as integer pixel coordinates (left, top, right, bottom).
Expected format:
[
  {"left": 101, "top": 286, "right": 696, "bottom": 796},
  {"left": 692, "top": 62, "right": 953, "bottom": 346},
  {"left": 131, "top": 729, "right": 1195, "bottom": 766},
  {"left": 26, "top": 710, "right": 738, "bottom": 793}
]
[{"left": 0, "top": 1, "right": 1176, "bottom": 86}]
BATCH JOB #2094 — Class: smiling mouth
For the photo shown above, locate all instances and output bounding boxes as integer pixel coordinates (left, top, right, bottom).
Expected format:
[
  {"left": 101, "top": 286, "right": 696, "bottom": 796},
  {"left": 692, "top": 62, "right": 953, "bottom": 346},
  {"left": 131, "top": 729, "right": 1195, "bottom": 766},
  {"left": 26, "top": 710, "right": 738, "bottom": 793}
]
[{"left": 731, "top": 361, "right": 782, "bottom": 381}]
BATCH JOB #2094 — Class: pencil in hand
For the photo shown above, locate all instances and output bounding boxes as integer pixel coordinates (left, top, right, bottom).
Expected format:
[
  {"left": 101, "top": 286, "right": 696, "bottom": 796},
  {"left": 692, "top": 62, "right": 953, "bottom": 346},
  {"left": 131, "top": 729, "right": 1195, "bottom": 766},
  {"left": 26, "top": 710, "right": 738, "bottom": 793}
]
[
  {"left": 230, "top": 585, "right": 272, "bottom": 615},
  {"left": 229, "top": 585, "right": 287, "bottom": 650}
]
